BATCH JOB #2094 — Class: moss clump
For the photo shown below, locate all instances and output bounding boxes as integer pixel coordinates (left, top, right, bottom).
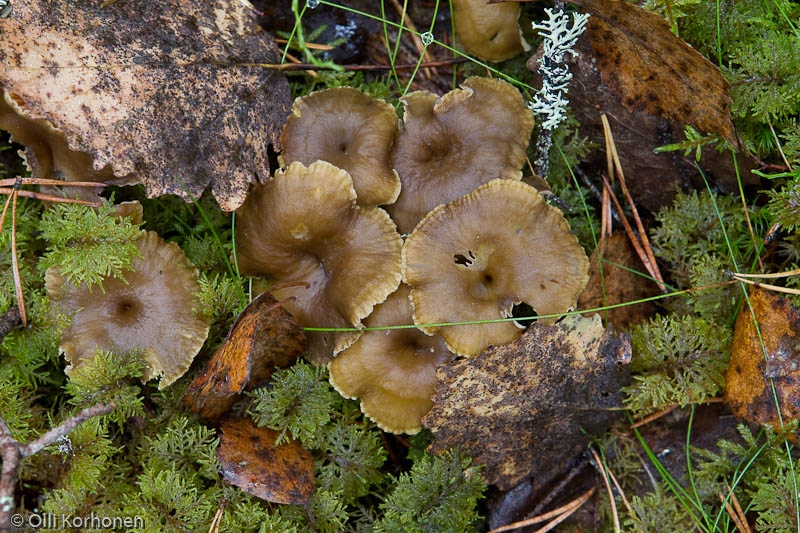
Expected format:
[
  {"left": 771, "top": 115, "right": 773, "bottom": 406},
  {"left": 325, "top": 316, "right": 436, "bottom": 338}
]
[{"left": 624, "top": 314, "right": 731, "bottom": 417}]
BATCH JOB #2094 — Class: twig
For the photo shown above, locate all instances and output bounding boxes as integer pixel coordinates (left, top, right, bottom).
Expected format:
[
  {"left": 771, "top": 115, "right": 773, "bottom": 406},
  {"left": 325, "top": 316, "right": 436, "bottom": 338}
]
[{"left": 0, "top": 403, "right": 115, "bottom": 529}]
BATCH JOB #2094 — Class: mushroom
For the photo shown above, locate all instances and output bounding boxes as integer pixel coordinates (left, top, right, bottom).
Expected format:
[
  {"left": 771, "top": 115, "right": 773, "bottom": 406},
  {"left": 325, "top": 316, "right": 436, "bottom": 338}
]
[
  {"left": 235, "top": 160, "right": 403, "bottom": 364},
  {"left": 329, "top": 284, "right": 454, "bottom": 434},
  {"left": 45, "top": 231, "right": 210, "bottom": 388},
  {"left": 279, "top": 87, "right": 400, "bottom": 207},
  {"left": 386, "top": 77, "right": 534, "bottom": 234},
  {"left": 402, "top": 179, "right": 589, "bottom": 357},
  {"left": 452, "top": 0, "right": 528, "bottom": 62}
]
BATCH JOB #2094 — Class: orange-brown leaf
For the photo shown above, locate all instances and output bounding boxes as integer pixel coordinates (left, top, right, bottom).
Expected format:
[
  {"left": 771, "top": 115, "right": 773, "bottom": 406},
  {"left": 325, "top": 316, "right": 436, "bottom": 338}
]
[
  {"left": 725, "top": 287, "right": 800, "bottom": 438},
  {"left": 217, "top": 418, "right": 314, "bottom": 505},
  {"left": 183, "top": 292, "right": 306, "bottom": 421}
]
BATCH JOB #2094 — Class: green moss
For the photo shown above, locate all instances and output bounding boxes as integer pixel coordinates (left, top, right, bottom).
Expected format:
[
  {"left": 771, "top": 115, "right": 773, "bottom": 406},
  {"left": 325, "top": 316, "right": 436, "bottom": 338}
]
[
  {"left": 375, "top": 449, "right": 486, "bottom": 533},
  {"left": 624, "top": 315, "right": 731, "bottom": 416},
  {"left": 38, "top": 200, "right": 143, "bottom": 290}
]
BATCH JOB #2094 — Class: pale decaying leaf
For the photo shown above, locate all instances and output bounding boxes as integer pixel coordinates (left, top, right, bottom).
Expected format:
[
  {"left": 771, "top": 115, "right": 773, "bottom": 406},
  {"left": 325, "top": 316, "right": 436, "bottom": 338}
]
[
  {"left": 0, "top": 0, "right": 291, "bottom": 211},
  {"left": 423, "top": 314, "right": 630, "bottom": 490}
]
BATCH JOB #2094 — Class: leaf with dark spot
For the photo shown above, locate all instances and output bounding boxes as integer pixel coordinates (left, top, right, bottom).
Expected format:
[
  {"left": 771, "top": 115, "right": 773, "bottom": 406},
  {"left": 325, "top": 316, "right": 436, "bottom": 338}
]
[
  {"left": 0, "top": 0, "right": 291, "bottom": 210},
  {"left": 218, "top": 418, "right": 314, "bottom": 505},
  {"left": 183, "top": 292, "right": 306, "bottom": 422},
  {"left": 569, "top": 0, "right": 737, "bottom": 146},
  {"left": 423, "top": 314, "right": 630, "bottom": 490}
]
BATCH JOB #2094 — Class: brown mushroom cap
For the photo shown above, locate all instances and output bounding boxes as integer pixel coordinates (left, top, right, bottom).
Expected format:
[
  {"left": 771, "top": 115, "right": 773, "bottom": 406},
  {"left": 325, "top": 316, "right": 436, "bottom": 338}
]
[
  {"left": 329, "top": 284, "right": 454, "bottom": 434},
  {"left": 279, "top": 88, "right": 400, "bottom": 207},
  {"left": 386, "top": 77, "right": 534, "bottom": 234},
  {"left": 402, "top": 179, "right": 589, "bottom": 357},
  {"left": 452, "top": 0, "right": 526, "bottom": 62},
  {"left": 235, "top": 160, "right": 402, "bottom": 363},
  {"left": 45, "top": 231, "right": 210, "bottom": 388}
]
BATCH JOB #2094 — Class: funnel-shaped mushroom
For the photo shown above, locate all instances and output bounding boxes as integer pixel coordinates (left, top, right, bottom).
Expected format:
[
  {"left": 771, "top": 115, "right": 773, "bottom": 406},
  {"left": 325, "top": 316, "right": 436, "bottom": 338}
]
[
  {"left": 386, "top": 77, "right": 534, "bottom": 234},
  {"left": 45, "top": 231, "right": 210, "bottom": 388},
  {"left": 452, "top": 0, "right": 527, "bottom": 62},
  {"left": 329, "top": 284, "right": 454, "bottom": 434},
  {"left": 279, "top": 88, "right": 400, "bottom": 207},
  {"left": 402, "top": 179, "right": 589, "bottom": 357},
  {"left": 235, "top": 161, "right": 403, "bottom": 363}
]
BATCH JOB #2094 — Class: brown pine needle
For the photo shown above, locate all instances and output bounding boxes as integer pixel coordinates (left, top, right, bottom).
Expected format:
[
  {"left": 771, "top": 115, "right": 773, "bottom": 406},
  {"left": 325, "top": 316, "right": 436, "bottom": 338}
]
[
  {"left": 390, "top": 0, "right": 436, "bottom": 80},
  {"left": 591, "top": 447, "right": 621, "bottom": 533},
  {"left": 630, "top": 404, "right": 679, "bottom": 428},
  {"left": 601, "top": 113, "right": 666, "bottom": 292},
  {"left": 208, "top": 497, "right": 227, "bottom": 533},
  {"left": 601, "top": 174, "right": 663, "bottom": 292},
  {"left": 731, "top": 276, "right": 800, "bottom": 296},
  {"left": 0, "top": 177, "right": 109, "bottom": 326},
  {"left": 729, "top": 268, "right": 800, "bottom": 279},
  {"left": 276, "top": 38, "right": 334, "bottom": 51},
  {"left": 720, "top": 489, "right": 751, "bottom": 533},
  {"left": 488, "top": 487, "right": 596, "bottom": 533}
]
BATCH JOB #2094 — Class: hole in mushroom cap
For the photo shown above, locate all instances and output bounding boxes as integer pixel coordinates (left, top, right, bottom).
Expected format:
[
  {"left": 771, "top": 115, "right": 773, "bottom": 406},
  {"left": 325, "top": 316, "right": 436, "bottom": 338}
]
[
  {"left": 454, "top": 251, "right": 476, "bottom": 266},
  {"left": 511, "top": 302, "right": 536, "bottom": 331}
]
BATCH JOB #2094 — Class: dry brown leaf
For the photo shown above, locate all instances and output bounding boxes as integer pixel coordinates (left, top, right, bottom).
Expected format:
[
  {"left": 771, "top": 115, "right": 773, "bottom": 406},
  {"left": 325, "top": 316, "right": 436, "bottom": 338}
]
[
  {"left": 423, "top": 314, "right": 630, "bottom": 490},
  {"left": 217, "top": 418, "right": 314, "bottom": 505},
  {"left": 183, "top": 292, "right": 306, "bottom": 422},
  {"left": 569, "top": 0, "right": 736, "bottom": 146},
  {"left": 725, "top": 287, "right": 800, "bottom": 437},
  {"left": 0, "top": 0, "right": 291, "bottom": 211},
  {"left": 578, "top": 233, "right": 658, "bottom": 330}
]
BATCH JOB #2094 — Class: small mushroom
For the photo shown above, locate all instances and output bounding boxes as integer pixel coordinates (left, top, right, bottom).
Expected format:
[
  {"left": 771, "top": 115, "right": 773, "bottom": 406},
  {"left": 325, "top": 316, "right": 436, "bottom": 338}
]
[
  {"left": 452, "top": 0, "right": 527, "bottom": 62},
  {"left": 235, "top": 160, "right": 403, "bottom": 363},
  {"left": 45, "top": 231, "right": 210, "bottom": 388},
  {"left": 329, "top": 284, "right": 454, "bottom": 434},
  {"left": 386, "top": 77, "right": 534, "bottom": 234},
  {"left": 279, "top": 88, "right": 400, "bottom": 207},
  {"left": 402, "top": 179, "right": 589, "bottom": 357}
]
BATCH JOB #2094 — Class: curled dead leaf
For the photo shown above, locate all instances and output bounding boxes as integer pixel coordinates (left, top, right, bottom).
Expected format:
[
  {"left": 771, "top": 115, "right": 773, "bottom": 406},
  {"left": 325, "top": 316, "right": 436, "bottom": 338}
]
[
  {"left": 183, "top": 292, "right": 306, "bottom": 422},
  {"left": 569, "top": 0, "right": 736, "bottom": 146},
  {"left": 725, "top": 287, "right": 800, "bottom": 438}
]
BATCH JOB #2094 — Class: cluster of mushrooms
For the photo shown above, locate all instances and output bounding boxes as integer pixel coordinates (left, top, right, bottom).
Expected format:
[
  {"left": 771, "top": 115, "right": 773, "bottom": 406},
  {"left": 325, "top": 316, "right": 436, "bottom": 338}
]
[{"left": 235, "top": 77, "right": 590, "bottom": 434}]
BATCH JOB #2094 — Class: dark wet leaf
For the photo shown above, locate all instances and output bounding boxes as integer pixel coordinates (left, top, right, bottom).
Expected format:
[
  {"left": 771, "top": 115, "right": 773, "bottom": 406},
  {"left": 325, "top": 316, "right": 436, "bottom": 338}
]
[{"left": 423, "top": 314, "right": 630, "bottom": 490}]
